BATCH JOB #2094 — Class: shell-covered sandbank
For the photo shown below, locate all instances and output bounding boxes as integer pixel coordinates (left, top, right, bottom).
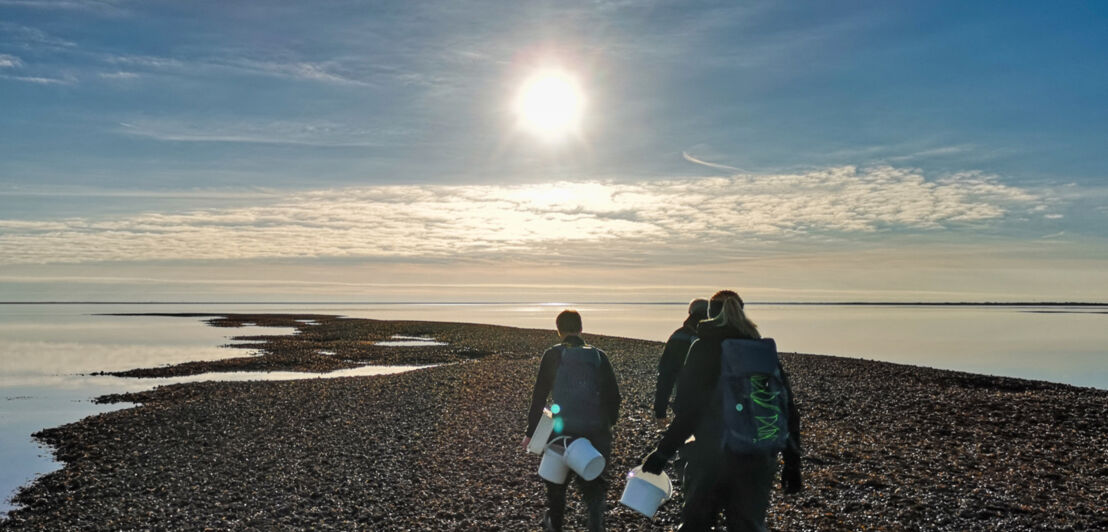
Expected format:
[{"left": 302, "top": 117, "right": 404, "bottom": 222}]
[{"left": 2, "top": 314, "right": 1105, "bottom": 531}]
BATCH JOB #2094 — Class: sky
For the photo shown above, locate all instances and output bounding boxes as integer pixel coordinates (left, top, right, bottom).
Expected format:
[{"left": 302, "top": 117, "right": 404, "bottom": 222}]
[{"left": 1, "top": 0, "right": 1106, "bottom": 302}]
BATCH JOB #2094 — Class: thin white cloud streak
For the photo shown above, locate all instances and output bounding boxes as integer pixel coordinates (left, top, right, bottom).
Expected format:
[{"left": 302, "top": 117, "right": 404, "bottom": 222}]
[
  {"left": 682, "top": 151, "right": 743, "bottom": 172},
  {"left": 0, "top": 73, "right": 75, "bottom": 84},
  {"left": 98, "top": 71, "right": 139, "bottom": 79},
  {"left": 0, "top": 22, "right": 77, "bottom": 49},
  {"left": 0, "top": 0, "right": 128, "bottom": 15},
  {"left": 116, "top": 120, "right": 388, "bottom": 147},
  {"left": 0, "top": 166, "right": 1047, "bottom": 265},
  {"left": 0, "top": 49, "right": 76, "bottom": 84},
  {"left": 99, "top": 53, "right": 373, "bottom": 87},
  {"left": 3, "top": 24, "right": 419, "bottom": 92},
  {"left": 219, "top": 58, "right": 373, "bottom": 87},
  {"left": 617, "top": 2, "right": 875, "bottom": 72},
  {"left": 3, "top": 19, "right": 371, "bottom": 87},
  {"left": 886, "top": 145, "right": 973, "bottom": 162},
  {"left": 823, "top": 143, "right": 991, "bottom": 165},
  {"left": 102, "top": 54, "right": 182, "bottom": 69},
  {"left": 0, "top": 186, "right": 279, "bottom": 199}
]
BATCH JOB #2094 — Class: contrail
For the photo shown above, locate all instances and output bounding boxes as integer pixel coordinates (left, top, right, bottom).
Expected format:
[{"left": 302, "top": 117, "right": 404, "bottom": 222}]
[{"left": 682, "top": 151, "right": 743, "bottom": 172}]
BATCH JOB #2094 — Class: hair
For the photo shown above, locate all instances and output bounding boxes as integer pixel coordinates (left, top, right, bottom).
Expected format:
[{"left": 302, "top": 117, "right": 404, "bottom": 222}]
[
  {"left": 702, "top": 290, "right": 760, "bottom": 339},
  {"left": 711, "top": 290, "right": 743, "bottom": 308},
  {"left": 687, "top": 298, "right": 709, "bottom": 319},
  {"left": 555, "top": 309, "right": 583, "bottom": 334}
]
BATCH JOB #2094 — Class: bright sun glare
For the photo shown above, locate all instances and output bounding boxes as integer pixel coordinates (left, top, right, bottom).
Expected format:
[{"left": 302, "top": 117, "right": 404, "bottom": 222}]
[{"left": 514, "top": 69, "right": 584, "bottom": 141}]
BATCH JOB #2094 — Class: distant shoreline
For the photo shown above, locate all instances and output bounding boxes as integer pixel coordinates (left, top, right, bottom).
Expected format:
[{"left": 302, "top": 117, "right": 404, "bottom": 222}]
[{"left": 2, "top": 301, "right": 1107, "bottom": 306}]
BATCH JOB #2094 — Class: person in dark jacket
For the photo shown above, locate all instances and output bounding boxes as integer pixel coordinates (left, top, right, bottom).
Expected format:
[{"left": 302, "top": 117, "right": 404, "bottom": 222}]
[
  {"left": 654, "top": 298, "right": 710, "bottom": 427},
  {"left": 522, "top": 310, "right": 621, "bottom": 532},
  {"left": 642, "top": 291, "right": 801, "bottom": 532}
]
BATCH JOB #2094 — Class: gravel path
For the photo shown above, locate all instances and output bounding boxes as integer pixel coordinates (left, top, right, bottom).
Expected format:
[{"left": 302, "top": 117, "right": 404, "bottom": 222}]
[{"left": 2, "top": 314, "right": 1105, "bottom": 531}]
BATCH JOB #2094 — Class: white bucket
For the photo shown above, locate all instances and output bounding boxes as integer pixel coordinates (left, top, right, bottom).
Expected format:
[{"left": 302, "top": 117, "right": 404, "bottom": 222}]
[
  {"left": 538, "top": 437, "right": 570, "bottom": 484},
  {"left": 620, "top": 466, "right": 673, "bottom": 518},
  {"left": 527, "top": 408, "right": 555, "bottom": 455},
  {"left": 564, "top": 437, "right": 606, "bottom": 481}
]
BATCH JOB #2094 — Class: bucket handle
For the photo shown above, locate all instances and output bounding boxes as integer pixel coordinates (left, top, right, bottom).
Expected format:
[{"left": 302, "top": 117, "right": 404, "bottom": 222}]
[
  {"left": 631, "top": 466, "right": 673, "bottom": 500},
  {"left": 546, "top": 435, "right": 571, "bottom": 452}
]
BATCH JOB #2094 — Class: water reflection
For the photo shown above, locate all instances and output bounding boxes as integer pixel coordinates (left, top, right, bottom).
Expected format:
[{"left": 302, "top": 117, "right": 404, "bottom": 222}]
[
  {"left": 0, "top": 308, "right": 426, "bottom": 517},
  {"left": 117, "top": 364, "right": 438, "bottom": 386},
  {"left": 375, "top": 335, "right": 448, "bottom": 347}
]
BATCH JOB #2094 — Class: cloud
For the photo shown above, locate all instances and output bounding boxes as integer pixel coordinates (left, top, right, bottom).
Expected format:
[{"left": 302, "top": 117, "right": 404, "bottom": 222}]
[
  {"left": 1, "top": 21, "right": 435, "bottom": 94},
  {"left": 0, "top": 54, "right": 22, "bottom": 68},
  {"left": 0, "top": 0, "right": 127, "bottom": 15},
  {"left": 99, "top": 53, "right": 373, "bottom": 86},
  {"left": 0, "top": 50, "right": 75, "bottom": 84},
  {"left": 682, "top": 151, "right": 743, "bottom": 172},
  {"left": 221, "top": 58, "right": 373, "bottom": 86},
  {"left": 0, "top": 73, "right": 76, "bottom": 84},
  {"left": 0, "top": 22, "right": 78, "bottom": 49},
  {"left": 0, "top": 185, "right": 278, "bottom": 199},
  {"left": 886, "top": 145, "right": 973, "bottom": 162},
  {"left": 822, "top": 143, "right": 983, "bottom": 165},
  {"left": 102, "top": 54, "right": 182, "bottom": 69},
  {"left": 115, "top": 119, "right": 392, "bottom": 147},
  {"left": 0, "top": 26, "right": 79, "bottom": 84},
  {"left": 98, "top": 71, "right": 139, "bottom": 79},
  {"left": 0, "top": 166, "right": 1049, "bottom": 265}
]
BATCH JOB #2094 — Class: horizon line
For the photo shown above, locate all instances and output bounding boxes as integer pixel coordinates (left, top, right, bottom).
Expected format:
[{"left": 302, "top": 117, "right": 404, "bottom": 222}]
[{"left": 1, "top": 301, "right": 1106, "bottom": 306}]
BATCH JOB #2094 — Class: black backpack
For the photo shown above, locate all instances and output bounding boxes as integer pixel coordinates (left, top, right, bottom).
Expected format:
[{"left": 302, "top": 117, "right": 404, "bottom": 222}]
[
  {"left": 718, "top": 338, "right": 790, "bottom": 455},
  {"left": 551, "top": 345, "right": 607, "bottom": 436}
]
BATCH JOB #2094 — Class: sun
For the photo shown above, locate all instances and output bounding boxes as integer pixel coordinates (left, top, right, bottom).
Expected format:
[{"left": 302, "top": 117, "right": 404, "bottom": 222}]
[{"left": 514, "top": 69, "right": 585, "bottom": 141}]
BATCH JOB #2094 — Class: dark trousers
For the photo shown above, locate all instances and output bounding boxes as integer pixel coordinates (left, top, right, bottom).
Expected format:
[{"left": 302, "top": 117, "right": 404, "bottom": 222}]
[
  {"left": 544, "top": 472, "right": 606, "bottom": 532},
  {"left": 678, "top": 450, "right": 777, "bottom": 532},
  {"left": 543, "top": 433, "right": 611, "bottom": 532},
  {"left": 675, "top": 439, "right": 696, "bottom": 484}
]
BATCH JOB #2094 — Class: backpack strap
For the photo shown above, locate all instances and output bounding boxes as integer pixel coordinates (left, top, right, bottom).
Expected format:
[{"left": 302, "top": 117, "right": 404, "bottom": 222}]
[{"left": 561, "top": 344, "right": 601, "bottom": 364}]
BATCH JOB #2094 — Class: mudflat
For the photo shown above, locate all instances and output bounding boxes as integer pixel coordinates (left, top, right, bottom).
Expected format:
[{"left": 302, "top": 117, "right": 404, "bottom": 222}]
[{"left": 2, "top": 314, "right": 1105, "bottom": 530}]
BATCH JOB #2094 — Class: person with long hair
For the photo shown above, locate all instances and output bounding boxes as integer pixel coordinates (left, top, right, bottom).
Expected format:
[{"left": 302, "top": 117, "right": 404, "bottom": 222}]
[{"left": 642, "top": 290, "right": 802, "bottom": 531}]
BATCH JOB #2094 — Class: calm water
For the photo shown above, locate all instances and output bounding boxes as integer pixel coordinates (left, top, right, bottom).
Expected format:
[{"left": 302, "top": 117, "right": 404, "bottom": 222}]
[
  {"left": 0, "top": 305, "right": 430, "bottom": 516},
  {"left": 1, "top": 302, "right": 1106, "bottom": 515}
]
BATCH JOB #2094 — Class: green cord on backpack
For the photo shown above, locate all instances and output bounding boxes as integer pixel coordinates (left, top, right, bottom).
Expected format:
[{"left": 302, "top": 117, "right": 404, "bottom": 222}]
[{"left": 718, "top": 338, "right": 791, "bottom": 454}]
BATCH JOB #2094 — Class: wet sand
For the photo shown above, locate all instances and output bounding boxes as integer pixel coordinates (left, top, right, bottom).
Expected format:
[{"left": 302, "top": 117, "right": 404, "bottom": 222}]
[{"left": 2, "top": 314, "right": 1106, "bottom": 530}]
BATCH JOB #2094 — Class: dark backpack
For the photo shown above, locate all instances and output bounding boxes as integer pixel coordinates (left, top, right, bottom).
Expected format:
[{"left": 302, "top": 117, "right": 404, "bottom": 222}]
[
  {"left": 718, "top": 338, "right": 790, "bottom": 455},
  {"left": 551, "top": 345, "right": 607, "bottom": 436}
]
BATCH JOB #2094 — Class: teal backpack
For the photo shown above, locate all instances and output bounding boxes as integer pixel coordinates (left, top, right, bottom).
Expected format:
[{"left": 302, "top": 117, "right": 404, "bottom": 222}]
[{"left": 718, "top": 338, "right": 790, "bottom": 455}]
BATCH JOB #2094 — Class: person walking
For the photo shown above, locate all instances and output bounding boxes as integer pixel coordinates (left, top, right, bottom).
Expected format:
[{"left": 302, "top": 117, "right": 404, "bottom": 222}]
[
  {"left": 654, "top": 298, "right": 709, "bottom": 428},
  {"left": 642, "top": 290, "right": 802, "bottom": 532},
  {"left": 522, "top": 310, "right": 621, "bottom": 532}
]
